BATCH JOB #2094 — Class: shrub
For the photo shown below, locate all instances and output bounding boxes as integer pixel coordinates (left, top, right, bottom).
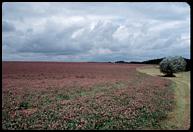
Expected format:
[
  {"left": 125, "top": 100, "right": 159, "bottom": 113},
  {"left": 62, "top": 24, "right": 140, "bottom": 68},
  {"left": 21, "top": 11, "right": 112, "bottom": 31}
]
[
  {"left": 159, "top": 56, "right": 186, "bottom": 77},
  {"left": 19, "top": 101, "right": 29, "bottom": 109}
]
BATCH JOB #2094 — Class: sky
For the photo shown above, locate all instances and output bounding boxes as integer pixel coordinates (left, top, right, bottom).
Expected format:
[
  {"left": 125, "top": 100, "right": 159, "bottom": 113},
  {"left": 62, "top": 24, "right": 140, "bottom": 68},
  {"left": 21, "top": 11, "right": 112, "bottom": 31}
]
[{"left": 2, "top": 2, "right": 190, "bottom": 62}]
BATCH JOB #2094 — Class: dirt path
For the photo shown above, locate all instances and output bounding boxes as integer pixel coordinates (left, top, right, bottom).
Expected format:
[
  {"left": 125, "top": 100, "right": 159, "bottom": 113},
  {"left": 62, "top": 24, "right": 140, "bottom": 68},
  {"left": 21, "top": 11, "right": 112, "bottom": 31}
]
[{"left": 137, "top": 65, "right": 190, "bottom": 130}]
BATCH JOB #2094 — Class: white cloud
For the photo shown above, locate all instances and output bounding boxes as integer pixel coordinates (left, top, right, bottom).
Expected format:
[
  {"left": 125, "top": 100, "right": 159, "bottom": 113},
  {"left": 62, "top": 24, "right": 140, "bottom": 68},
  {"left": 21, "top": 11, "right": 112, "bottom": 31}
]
[
  {"left": 112, "top": 25, "right": 130, "bottom": 41},
  {"left": 2, "top": 2, "right": 190, "bottom": 62},
  {"left": 71, "top": 28, "right": 85, "bottom": 39}
]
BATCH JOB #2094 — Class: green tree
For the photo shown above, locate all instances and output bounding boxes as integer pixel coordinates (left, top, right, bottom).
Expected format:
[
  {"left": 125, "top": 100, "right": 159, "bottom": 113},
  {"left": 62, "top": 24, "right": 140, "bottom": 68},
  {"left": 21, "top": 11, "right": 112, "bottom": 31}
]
[{"left": 159, "top": 56, "right": 186, "bottom": 77}]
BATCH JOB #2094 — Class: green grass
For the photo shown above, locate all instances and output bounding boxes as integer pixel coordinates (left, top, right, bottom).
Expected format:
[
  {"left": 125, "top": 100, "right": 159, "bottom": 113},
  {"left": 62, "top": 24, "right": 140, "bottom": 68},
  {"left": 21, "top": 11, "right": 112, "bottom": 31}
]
[
  {"left": 137, "top": 65, "right": 190, "bottom": 130},
  {"left": 56, "top": 94, "right": 70, "bottom": 100}
]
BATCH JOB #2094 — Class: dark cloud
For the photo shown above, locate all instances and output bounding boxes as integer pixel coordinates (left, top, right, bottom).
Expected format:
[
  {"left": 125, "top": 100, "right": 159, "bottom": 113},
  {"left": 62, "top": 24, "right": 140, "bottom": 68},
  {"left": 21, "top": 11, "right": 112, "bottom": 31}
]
[{"left": 2, "top": 21, "right": 15, "bottom": 32}]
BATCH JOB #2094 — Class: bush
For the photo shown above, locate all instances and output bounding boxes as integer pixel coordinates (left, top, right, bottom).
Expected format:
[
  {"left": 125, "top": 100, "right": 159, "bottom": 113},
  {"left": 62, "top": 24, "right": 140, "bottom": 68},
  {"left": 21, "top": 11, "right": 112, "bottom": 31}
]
[
  {"left": 159, "top": 56, "right": 186, "bottom": 76},
  {"left": 19, "top": 101, "right": 29, "bottom": 109}
]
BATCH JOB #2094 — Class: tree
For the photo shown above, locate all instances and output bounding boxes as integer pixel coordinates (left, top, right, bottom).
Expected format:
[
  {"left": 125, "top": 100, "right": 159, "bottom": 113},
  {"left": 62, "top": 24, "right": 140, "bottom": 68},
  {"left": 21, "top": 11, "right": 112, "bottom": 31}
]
[{"left": 159, "top": 56, "right": 186, "bottom": 77}]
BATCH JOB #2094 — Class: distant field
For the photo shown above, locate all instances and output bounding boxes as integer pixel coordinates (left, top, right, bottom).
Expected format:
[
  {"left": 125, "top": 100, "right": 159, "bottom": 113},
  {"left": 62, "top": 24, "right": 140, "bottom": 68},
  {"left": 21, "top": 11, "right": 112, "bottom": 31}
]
[
  {"left": 2, "top": 62, "right": 175, "bottom": 130},
  {"left": 137, "top": 65, "right": 190, "bottom": 130}
]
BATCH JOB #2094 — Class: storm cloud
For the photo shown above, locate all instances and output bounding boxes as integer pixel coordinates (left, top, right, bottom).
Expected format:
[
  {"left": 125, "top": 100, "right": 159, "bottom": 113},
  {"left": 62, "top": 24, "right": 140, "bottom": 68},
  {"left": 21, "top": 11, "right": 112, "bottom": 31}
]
[{"left": 2, "top": 2, "right": 190, "bottom": 62}]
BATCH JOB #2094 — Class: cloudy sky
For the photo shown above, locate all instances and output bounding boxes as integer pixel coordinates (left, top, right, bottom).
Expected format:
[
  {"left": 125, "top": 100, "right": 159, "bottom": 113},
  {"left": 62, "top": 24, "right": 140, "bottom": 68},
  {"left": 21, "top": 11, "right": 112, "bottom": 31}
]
[{"left": 2, "top": 2, "right": 190, "bottom": 62}]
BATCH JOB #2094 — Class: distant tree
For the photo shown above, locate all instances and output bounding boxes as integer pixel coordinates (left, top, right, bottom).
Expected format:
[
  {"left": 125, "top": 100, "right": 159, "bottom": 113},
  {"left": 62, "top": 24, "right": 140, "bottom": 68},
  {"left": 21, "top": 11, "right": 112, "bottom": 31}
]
[{"left": 159, "top": 56, "right": 186, "bottom": 77}]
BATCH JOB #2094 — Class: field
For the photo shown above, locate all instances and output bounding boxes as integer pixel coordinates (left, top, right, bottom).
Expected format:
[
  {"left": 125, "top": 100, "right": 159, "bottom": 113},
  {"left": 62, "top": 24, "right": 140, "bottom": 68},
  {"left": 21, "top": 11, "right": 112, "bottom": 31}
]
[
  {"left": 2, "top": 62, "right": 175, "bottom": 130},
  {"left": 137, "top": 65, "right": 190, "bottom": 129}
]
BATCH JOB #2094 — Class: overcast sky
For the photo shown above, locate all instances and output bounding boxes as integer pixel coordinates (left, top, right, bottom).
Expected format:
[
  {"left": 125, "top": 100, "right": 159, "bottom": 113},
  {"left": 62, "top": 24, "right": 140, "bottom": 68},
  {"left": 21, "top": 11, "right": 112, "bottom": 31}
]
[{"left": 2, "top": 2, "right": 190, "bottom": 62}]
